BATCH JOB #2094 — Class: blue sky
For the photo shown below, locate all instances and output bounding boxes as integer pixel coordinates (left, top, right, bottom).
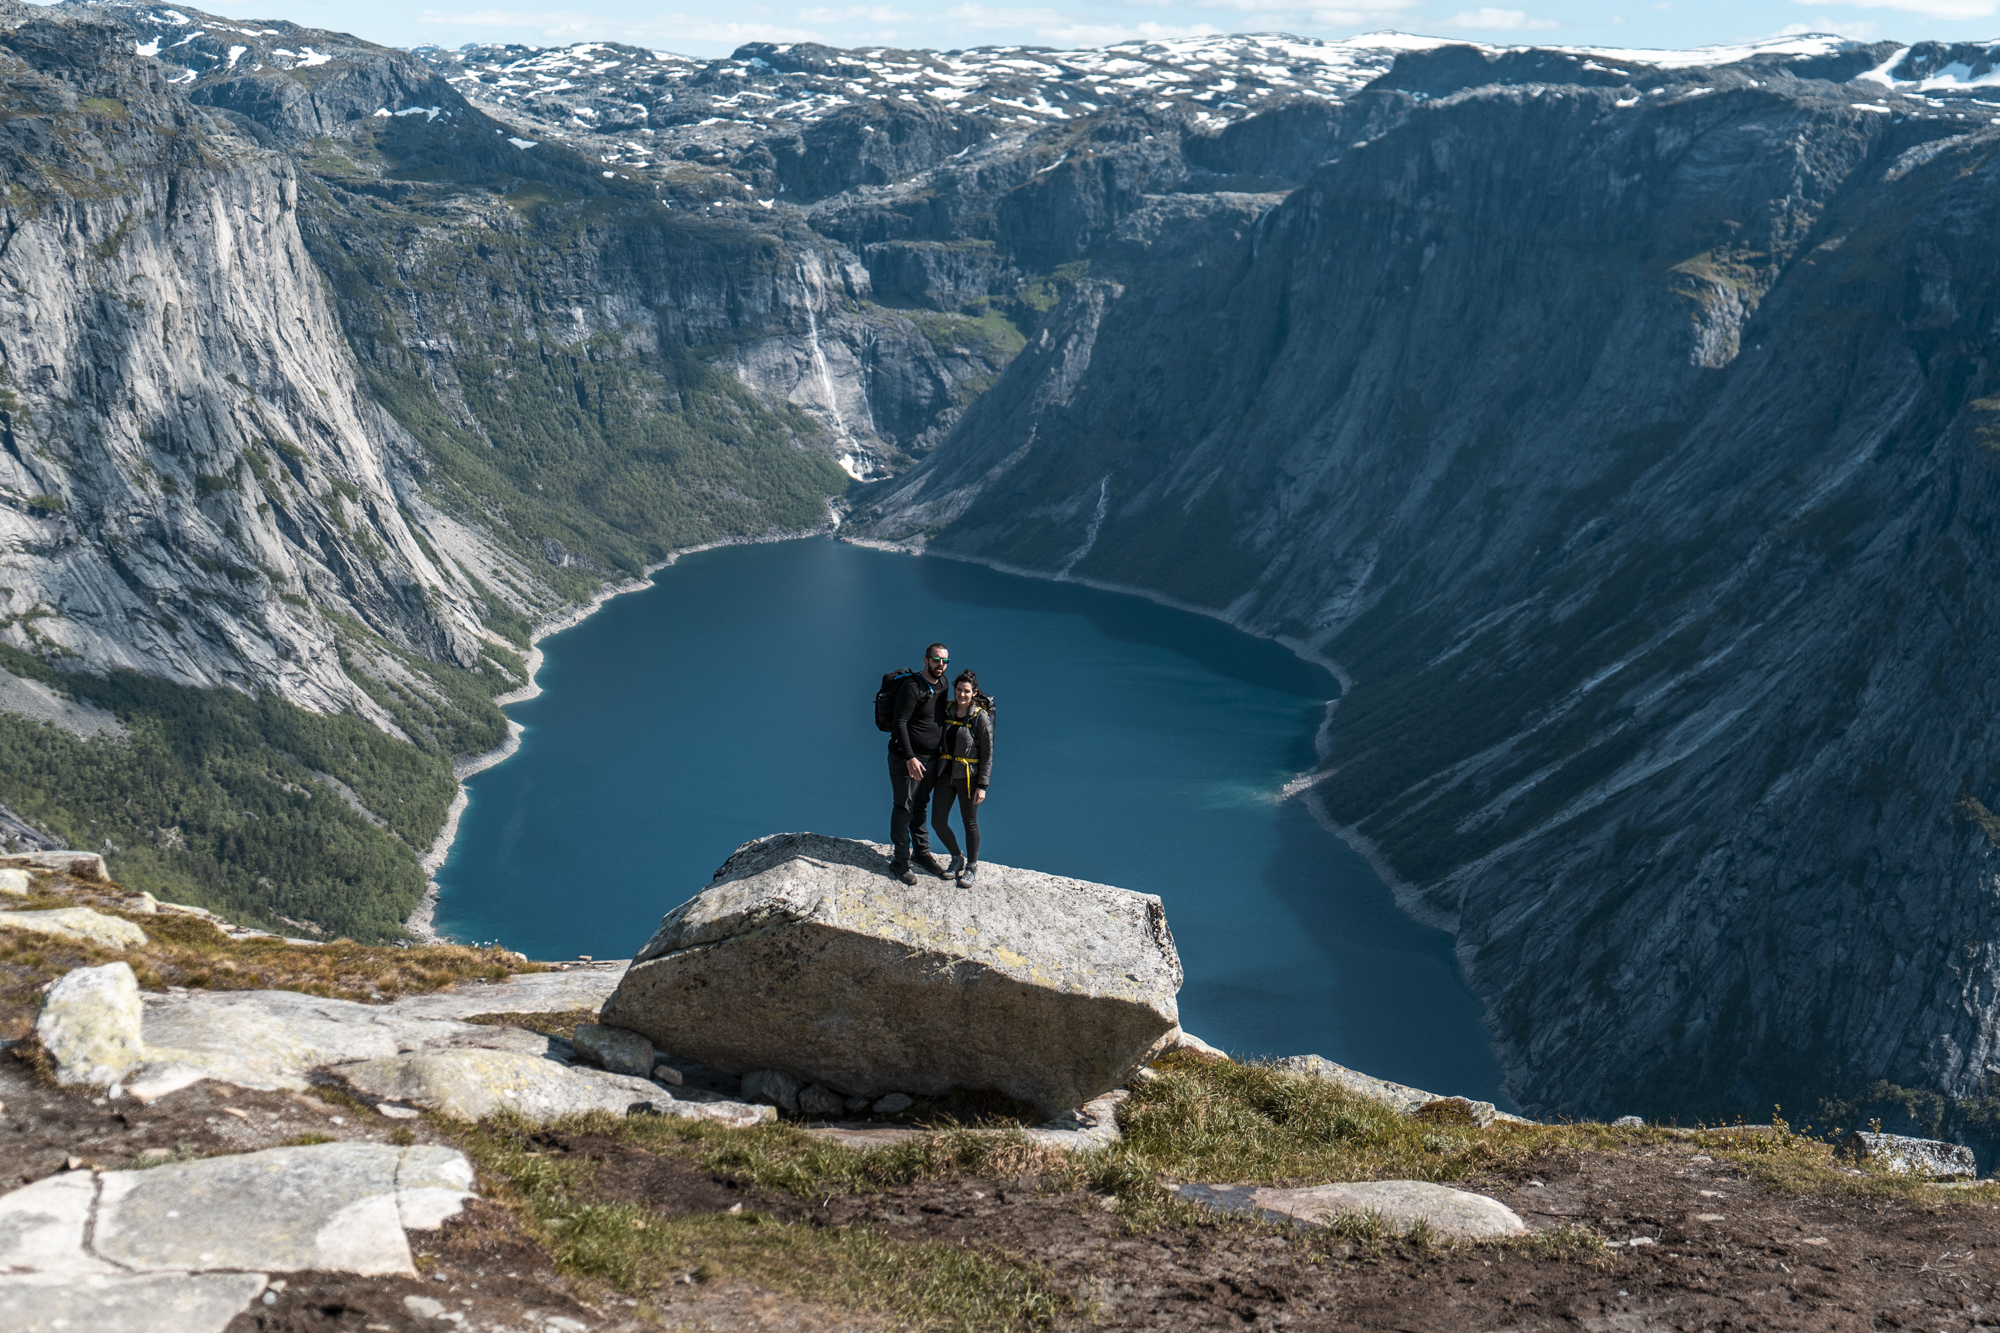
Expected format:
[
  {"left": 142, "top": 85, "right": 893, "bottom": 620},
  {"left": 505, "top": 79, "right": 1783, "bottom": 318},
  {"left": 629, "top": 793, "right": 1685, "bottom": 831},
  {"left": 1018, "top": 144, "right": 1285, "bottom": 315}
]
[{"left": 117, "top": 0, "right": 1998, "bottom": 60}]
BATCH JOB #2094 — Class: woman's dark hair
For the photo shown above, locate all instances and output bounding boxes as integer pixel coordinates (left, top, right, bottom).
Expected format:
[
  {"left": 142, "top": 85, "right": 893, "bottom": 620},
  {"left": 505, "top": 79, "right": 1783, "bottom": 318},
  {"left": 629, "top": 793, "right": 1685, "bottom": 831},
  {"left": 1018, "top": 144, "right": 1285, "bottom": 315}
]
[{"left": 953, "top": 670, "right": 995, "bottom": 715}]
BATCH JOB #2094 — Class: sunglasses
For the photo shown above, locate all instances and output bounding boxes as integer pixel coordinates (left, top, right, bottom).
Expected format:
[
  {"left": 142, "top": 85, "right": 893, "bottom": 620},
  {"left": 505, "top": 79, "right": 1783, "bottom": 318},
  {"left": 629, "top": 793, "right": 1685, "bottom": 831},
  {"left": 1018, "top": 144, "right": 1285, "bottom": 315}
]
[{"left": 928, "top": 655, "right": 949, "bottom": 663}]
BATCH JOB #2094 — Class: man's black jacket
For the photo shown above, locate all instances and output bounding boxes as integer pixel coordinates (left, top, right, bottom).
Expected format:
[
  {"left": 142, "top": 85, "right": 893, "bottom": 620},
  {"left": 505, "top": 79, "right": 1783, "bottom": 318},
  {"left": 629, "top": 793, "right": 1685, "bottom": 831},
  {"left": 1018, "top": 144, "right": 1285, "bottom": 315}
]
[{"left": 890, "top": 672, "right": 946, "bottom": 760}]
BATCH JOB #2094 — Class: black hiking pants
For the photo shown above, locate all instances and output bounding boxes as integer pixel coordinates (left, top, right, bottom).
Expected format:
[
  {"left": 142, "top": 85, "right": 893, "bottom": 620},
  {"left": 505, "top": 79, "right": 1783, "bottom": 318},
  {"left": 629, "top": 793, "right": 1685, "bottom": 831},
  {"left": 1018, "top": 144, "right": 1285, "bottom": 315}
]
[
  {"left": 933, "top": 775, "right": 980, "bottom": 864},
  {"left": 888, "top": 749, "right": 943, "bottom": 865}
]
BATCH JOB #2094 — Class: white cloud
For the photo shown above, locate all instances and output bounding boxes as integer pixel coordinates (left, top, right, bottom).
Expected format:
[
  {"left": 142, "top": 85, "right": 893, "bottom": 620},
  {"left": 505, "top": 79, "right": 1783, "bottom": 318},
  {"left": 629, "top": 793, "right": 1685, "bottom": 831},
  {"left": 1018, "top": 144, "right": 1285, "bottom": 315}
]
[
  {"left": 1444, "top": 6, "right": 1557, "bottom": 28},
  {"left": 1802, "top": 0, "right": 1994, "bottom": 19},
  {"left": 1187, "top": 0, "right": 1418, "bottom": 21},
  {"left": 942, "top": 2, "right": 1222, "bottom": 40},
  {"left": 1777, "top": 15, "right": 1879, "bottom": 35},
  {"left": 798, "top": 5, "right": 913, "bottom": 21},
  {"left": 418, "top": 7, "right": 828, "bottom": 44}
]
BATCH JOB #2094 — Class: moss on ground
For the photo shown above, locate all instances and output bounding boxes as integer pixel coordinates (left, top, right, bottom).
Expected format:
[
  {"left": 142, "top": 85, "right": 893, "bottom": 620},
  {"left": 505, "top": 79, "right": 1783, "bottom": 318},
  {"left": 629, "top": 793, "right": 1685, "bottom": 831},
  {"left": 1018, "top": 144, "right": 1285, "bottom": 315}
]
[{"left": 461, "top": 1115, "right": 1073, "bottom": 1330}]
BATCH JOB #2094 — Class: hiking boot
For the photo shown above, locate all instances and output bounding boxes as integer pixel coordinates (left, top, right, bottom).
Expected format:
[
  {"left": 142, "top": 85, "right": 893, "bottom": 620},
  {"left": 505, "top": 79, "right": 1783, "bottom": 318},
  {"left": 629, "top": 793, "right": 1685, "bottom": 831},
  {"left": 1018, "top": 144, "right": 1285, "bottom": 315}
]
[
  {"left": 957, "top": 861, "right": 979, "bottom": 887},
  {"left": 913, "top": 851, "right": 950, "bottom": 880},
  {"left": 888, "top": 861, "right": 918, "bottom": 885},
  {"left": 946, "top": 853, "right": 966, "bottom": 878}
]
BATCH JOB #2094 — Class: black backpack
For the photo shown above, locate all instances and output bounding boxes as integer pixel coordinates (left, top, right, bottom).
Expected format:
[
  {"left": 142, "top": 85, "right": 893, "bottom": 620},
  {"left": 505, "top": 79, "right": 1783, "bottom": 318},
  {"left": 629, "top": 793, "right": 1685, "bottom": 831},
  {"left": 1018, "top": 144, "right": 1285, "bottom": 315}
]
[{"left": 874, "top": 669, "right": 928, "bottom": 731}]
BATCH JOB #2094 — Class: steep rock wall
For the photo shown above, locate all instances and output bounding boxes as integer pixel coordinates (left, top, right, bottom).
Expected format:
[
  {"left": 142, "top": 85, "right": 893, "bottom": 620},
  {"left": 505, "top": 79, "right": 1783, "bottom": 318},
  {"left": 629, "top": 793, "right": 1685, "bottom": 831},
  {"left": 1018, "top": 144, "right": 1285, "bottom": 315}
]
[
  {"left": 0, "top": 17, "right": 498, "bottom": 724},
  {"left": 855, "top": 79, "right": 2000, "bottom": 1119}
]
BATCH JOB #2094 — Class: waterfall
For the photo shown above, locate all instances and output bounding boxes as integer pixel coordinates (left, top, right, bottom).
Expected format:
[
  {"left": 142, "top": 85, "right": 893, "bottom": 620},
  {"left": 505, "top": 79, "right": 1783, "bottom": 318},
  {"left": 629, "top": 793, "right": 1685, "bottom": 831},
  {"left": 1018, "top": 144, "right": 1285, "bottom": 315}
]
[
  {"left": 796, "top": 258, "right": 869, "bottom": 480},
  {"left": 1058, "top": 475, "right": 1110, "bottom": 579}
]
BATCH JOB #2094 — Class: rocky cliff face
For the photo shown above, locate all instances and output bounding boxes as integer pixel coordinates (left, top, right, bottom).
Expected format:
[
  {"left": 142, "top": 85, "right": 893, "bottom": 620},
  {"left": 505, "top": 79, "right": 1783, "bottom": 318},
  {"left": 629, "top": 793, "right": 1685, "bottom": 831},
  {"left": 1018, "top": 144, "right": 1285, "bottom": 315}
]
[
  {"left": 854, "top": 46, "right": 2000, "bottom": 1121},
  {"left": 0, "top": 12, "right": 499, "bottom": 724}
]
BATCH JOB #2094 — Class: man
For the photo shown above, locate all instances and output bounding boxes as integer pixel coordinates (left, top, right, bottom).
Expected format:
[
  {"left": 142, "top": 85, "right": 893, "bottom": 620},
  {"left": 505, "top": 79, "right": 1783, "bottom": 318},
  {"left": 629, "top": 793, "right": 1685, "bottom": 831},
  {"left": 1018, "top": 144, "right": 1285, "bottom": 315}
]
[{"left": 886, "top": 642, "right": 952, "bottom": 884}]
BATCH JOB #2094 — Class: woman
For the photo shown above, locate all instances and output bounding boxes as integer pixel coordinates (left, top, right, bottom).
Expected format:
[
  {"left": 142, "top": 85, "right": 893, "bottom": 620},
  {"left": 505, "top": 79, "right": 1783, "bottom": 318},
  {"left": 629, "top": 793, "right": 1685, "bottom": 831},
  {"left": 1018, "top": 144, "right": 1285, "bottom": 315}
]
[{"left": 933, "top": 669, "right": 994, "bottom": 886}]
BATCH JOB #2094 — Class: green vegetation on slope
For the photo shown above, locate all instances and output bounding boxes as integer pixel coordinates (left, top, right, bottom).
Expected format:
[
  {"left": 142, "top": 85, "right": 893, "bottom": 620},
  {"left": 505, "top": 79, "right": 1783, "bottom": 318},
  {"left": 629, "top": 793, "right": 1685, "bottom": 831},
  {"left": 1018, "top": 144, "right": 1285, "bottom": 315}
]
[{"left": 0, "top": 646, "right": 462, "bottom": 942}]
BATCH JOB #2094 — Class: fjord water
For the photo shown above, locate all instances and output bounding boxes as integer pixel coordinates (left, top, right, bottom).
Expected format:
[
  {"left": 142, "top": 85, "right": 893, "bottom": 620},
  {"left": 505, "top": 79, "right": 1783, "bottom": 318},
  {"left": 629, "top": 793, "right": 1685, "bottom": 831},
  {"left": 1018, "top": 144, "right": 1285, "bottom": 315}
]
[{"left": 434, "top": 538, "right": 1506, "bottom": 1105}]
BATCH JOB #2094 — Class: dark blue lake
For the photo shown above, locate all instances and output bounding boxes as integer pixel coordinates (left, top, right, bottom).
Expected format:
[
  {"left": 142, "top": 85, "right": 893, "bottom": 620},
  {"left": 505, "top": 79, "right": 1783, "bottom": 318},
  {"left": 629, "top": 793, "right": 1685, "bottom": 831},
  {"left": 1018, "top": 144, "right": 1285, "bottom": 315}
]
[{"left": 433, "top": 537, "right": 1507, "bottom": 1105}]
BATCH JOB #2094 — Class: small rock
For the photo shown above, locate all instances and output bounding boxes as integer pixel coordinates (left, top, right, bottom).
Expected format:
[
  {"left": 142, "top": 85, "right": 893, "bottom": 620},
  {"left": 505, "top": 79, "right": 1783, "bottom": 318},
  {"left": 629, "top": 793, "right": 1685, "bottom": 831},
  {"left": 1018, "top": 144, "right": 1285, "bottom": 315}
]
[
  {"left": 404, "top": 1294, "right": 446, "bottom": 1318},
  {"left": 652, "top": 1064, "right": 684, "bottom": 1087},
  {"left": 872, "top": 1092, "right": 913, "bottom": 1114},
  {"left": 0, "top": 869, "right": 30, "bottom": 896},
  {"left": 1171, "top": 1027, "right": 1228, "bottom": 1059},
  {"left": 126, "top": 893, "right": 159, "bottom": 916},
  {"left": 796, "top": 1084, "right": 846, "bottom": 1118},
  {"left": 1413, "top": 1097, "right": 1494, "bottom": 1127},
  {"left": 741, "top": 1069, "right": 801, "bottom": 1114},
  {"left": 1276, "top": 1053, "right": 1533, "bottom": 1125},
  {"left": 334, "top": 1048, "right": 665, "bottom": 1124},
  {"left": 1840, "top": 1130, "right": 1976, "bottom": 1180},
  {"left": 1613, "top": 1115, "right": 1645, "bottom": 1128},
  {"left": 571, "top": 1024, "right": 656, "bottom": 1078},
  {"left": 37, "top": 962, "right": 145, "bottom": 1089},
  {"left": 0, "top": 907, "right": 148, "bottom": 950},
  {"left": 375, "top": 1104, "right": 420, "bottom": 1120},
  {"left": 1174, "top": 1180, "right": 1527, "bottom": 1240},
  {"left": 844, "top": 1095, "right": 871, "bottom": 1111},
  {"left": 630, "top": 1098, "right": 776, "bottom": 1130}
]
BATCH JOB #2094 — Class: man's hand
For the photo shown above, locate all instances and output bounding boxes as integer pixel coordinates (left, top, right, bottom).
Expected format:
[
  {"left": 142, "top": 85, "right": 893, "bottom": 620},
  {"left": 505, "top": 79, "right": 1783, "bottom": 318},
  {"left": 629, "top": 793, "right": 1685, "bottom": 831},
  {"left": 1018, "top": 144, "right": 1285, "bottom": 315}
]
[
  {"left": 974, "top": 788, "right": 986, "bottom": 805},
  {"left": 906, "top": 756, "right": 926, "bottom": 780}
]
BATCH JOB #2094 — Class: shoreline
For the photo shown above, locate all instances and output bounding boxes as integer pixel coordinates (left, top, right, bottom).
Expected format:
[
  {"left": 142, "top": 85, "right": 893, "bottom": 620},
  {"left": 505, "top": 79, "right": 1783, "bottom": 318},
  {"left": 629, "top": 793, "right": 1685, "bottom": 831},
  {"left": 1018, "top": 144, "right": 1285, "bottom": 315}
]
[
  {"left": 404, "top": 511, "right": 841, "bottom": 944},
  {"left": 833, "top": 536, "right": 1435, "bottom": 921},
  {"left": 409, "top": 520, "right": 1408, "bottom": 942}
]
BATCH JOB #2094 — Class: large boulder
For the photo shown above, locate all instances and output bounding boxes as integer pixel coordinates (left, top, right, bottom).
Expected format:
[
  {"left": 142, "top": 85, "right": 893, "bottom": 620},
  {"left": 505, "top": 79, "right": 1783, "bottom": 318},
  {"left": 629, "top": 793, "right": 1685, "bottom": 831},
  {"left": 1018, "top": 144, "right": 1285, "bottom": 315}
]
[{"left": 600, "top": 833, "right": 1183, "bottom": 1116}]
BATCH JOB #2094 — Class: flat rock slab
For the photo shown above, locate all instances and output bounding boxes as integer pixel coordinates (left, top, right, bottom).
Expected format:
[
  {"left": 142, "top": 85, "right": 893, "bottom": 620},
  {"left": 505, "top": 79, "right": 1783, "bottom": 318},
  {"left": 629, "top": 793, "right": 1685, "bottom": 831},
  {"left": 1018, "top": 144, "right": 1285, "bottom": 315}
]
[
  {"left": 0, "top": 1142, "right": 475, "bottom": 1279},
  {"left": 382, "top": 964, "right": 629, "bottom": 1020},
  {"left": 602, "top": 833, "right": 1182, "bottom": 1117},
  {"left": 0, "top": 1272, "right": 269, "bottom": 1333},
  {"left": 573, "top": 1022, "right": 657, "bottom": 1077},
  {"left": 0, "top": 850, "right": 109, "bottom": 882},
  {"left": 804, "top": 1089, "right": 1128, "bottom": 1153},
  {"left": 1174, "top": 1180, "right": 1528, "bottom": 1240},
  {"left": 1841, "top": 1130, "right": 1977, "bottom": 1180},
  {"left": 333, "top": 1046, "right": 774, "bottom": 1128},
  {"left": 1274, "top": 1054, "right": 1532, "bottom": 1127},
  {"left": 126, "top": 985, "right": 576, "bottom": 1099},
  {"left": 0, "top": 906, "right": 148, "bottom": 949}
]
